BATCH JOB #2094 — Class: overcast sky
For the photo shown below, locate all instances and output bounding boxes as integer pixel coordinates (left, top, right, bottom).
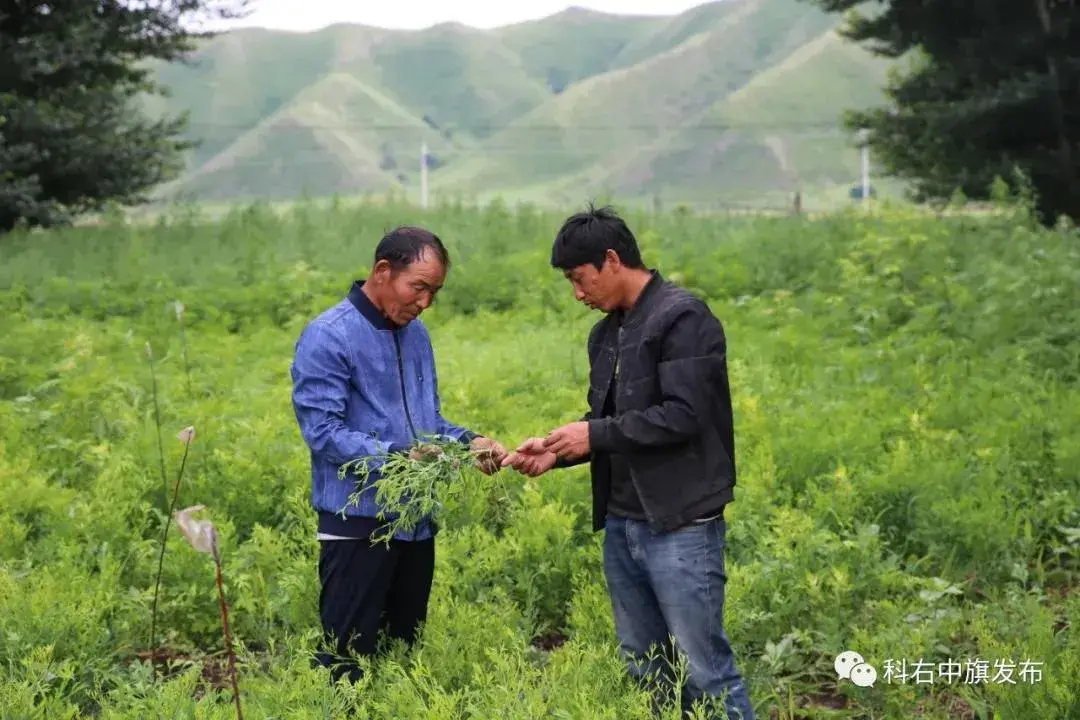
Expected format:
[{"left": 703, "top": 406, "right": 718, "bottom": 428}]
[{"left": 214, "top": 0, "right": 713, "bottom": 32}]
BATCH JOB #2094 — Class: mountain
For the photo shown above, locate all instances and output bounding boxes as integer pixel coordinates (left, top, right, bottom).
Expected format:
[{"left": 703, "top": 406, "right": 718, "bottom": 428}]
[{"left": 146, "top": 0, "right": 897, "bottom": 208}]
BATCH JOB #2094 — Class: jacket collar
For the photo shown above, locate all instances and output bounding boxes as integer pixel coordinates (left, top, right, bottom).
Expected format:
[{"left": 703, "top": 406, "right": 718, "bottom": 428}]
[
  {"left": 619, "top": 268, "right": 663, "bottom": 327},
  {"left": 347, "top": 280, "right": 397, "bottom": 331}
]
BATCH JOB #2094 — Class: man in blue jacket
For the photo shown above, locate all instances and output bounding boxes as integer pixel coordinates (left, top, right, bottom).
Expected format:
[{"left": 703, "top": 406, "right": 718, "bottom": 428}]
[{"left": 290, "top": 226, "right": 507, "bottom": 683}]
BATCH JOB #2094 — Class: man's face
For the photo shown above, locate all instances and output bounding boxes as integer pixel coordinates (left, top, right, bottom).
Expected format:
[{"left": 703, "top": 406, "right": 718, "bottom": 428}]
[
  {"left": 564, "top": 254, "right": 620, "bottom": 312},
  {"left": 373, "top": 250, "right": 446, "bottom": 326}
]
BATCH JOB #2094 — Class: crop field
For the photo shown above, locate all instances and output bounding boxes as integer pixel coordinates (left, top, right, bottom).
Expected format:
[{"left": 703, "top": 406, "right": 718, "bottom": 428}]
[{"left": 1, "top": 197, "right": 1078, "bottom": 719}]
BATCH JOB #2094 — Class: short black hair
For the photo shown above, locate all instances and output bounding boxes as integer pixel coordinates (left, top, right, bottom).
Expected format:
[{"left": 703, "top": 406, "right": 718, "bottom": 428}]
[
  {"left": 550, "top": 203, "right": 644, "bottom": 271},
  {"left": 374, "top": 226, "right": 451, "bottom": 271}
]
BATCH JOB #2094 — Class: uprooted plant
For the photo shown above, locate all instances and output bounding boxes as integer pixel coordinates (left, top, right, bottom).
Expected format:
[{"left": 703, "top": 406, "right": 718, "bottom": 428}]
[
  {"left": 339, "top": 436, "right": 511, "bottom": 546},
  {"left": 174, "top": 505, "right": 243, "bottom": 720}
]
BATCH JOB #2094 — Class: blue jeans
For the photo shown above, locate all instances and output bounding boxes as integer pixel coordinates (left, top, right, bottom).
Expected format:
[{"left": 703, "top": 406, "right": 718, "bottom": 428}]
[{"left": 603, "top": 514, "right": 755, "bottom": 720}]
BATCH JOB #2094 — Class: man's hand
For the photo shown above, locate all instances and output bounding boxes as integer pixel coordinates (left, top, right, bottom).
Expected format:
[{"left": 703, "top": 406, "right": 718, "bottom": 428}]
[
  {"left": 470, "top": 436, "right": 507, "bottom": 475},
  {"left": 501, "top": 437, "right": 558, "bottom": 477},
  {"left": 543, "top": 421, "right": 590, "bottom": 460},
  {"left": 408, "top": 443, "right": 444, "bottom": 462}
]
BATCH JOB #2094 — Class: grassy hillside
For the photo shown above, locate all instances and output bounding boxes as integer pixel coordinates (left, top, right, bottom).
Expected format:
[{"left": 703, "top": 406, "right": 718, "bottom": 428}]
[
  {"left": 147, "top": 0, "right": 896, "bottom": 208},
  {"left": 607, "top": 1, "right": 748, "bottom": 70},
  {"left": 438, "top": 0, "right": 845, "bottom": 202},
  {"left": 166, "top": 73, "right": 456, "bottom": 202},
  {"left": 363, "top": 22, "right": 551, "bottom": 138},
  {"left": 493, "top": 7, "right": 660, "bottom": 94},
  {"left": 581, "top": 29, "right": 895, "bottom": 203},
  {"left": 148, "top": 25, "right": 386, "bottom": 168}
]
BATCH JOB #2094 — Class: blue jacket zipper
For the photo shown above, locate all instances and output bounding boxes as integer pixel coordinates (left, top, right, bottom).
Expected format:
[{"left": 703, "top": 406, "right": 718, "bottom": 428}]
[{"left": 393, "top": 331, "right": 419, "bottom": 441}]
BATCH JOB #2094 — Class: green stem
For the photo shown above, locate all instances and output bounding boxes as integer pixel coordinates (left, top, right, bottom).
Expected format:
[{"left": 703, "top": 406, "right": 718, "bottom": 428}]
[
  {"left": 149, "top": 438, "right": 191, "bottom": 679},
  {"left": 178, "top": 316, "right": 192, "bottom": 397},
  {"left": 147, "top": 344, "right": 169, "bottom": 504}
]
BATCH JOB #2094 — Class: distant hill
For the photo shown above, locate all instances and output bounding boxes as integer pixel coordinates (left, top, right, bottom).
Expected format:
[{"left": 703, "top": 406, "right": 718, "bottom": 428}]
[{"left": 145, "top": 0, "right": 896, "bottom": 208}]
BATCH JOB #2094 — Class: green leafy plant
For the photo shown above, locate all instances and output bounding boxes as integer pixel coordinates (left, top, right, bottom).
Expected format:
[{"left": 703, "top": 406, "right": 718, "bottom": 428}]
[{"left": 339, "top": 437, "right": 509, "bottom": 546}]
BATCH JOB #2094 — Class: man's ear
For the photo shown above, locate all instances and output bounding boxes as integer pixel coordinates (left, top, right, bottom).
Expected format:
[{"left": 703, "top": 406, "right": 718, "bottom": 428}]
[
  {"left": 371, "top": 259, "right": 392, "bottom": 281},
  {"left": 604, "top": 248, "right": 622, "bottom": 271}
]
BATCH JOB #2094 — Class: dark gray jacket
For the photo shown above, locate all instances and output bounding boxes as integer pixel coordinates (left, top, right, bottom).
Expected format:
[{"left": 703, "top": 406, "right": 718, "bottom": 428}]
[{"left": 559, "top": 270, "right": 737, "bottom": 533}]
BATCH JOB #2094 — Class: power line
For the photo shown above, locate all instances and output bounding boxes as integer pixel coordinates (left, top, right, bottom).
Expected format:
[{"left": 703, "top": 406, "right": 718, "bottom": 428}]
[
  {"left": 179, "top": 148, "right": 853, "bottom": 169},
  {"left": 180, "top": 120, "right": 849, "bottom": 132}
]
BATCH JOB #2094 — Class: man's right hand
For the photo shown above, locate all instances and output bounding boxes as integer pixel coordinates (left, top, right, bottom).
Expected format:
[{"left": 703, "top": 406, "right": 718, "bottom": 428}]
[
  {"left": 501, "top": 437, "right": 558, "bottom": 477},
  {"left": 408, "top": 443, "right": 444, "bottom": 462}
]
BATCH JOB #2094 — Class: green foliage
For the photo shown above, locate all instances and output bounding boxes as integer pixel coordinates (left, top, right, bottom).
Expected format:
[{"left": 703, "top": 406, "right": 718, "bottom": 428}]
[
  {"left": 0, "top": 198, "right": 1078, "bottom": 718},
  {"left": 340, "top": 438, "right": 511, "bottom": 546},
  {"left": 0, "top": 0, "right": 254, "bottom": 232},
  {"left": 805, "top": 0, "right": 1080, "bottom": 226}
]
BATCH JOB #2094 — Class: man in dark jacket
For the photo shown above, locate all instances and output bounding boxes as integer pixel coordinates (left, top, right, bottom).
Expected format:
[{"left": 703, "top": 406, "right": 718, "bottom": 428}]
[
  {"left": 503, "top": 206, "right": 755, "bottom": 720},
  {"left": 291, "top": 226, "right": 507, "bottom": 684}
]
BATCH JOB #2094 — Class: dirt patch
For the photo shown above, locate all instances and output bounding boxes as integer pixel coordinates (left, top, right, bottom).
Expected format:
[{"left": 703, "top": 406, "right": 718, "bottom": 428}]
[
  {"left": 767, "top": 689, "right": 851, "bottom": 720},
  {"left": 530, "top": 632, "right": 568, "bottom": 651},
  {"left": 915, "top": 691, "right": 976, "bottom": 719},
  {"left": 1044, "top": 583, "right": 1072, "bottom": 601},
  {"left": 802, "top": 690, "right": 850, "bottom": 710},
  {"left": 1045, "top": 583, "right": 1073, "bottom": 634},
  {"left": 135, "top": 647, "right": 238, "bottom": 695}
]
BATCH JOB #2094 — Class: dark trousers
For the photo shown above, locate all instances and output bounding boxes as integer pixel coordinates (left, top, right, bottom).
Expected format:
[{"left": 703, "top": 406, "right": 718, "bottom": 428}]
[
  {"left": 315, "top": 537, "right": 435, "bottom": 683},
  {"left": 604, "top": 514, "right": 755, "bottom": 720}
]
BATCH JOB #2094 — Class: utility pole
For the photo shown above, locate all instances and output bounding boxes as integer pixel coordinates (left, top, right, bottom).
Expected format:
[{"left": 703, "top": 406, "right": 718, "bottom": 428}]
[
  {"left": 420, "top": 141, "right": 429, "bottom": 209},
  {"left": 858, "top": 128, "right": 871, "bottom": 208}
]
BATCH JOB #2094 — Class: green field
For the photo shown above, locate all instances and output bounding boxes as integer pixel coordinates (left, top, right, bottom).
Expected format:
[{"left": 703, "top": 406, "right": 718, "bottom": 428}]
[{"left": 1, "top": 197, "right": 1078, "bottom": 718}]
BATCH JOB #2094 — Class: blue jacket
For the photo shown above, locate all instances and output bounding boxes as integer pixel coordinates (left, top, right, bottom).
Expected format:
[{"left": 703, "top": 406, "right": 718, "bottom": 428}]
[{"left": 290, "top": 280, "right": 477, "bottom": 541}]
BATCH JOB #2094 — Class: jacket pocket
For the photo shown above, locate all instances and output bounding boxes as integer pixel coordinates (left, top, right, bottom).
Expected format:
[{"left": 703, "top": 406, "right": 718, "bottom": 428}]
[{"left": 618, "top": 375, "right": 657, "bottom": 412}]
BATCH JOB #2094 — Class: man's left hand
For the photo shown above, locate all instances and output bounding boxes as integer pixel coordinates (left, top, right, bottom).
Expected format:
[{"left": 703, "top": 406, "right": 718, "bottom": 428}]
[
  {"left": 543, "top": 421, "right": 590, "bottom": 459},
  {"left": 470, "top": 436, "right": 508, "bottom": 475}
]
